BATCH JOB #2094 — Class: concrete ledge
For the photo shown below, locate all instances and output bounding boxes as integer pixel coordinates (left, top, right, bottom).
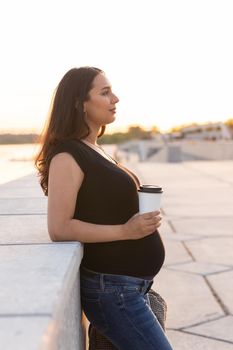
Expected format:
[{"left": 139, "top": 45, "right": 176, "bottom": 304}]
[
  {"left": 180, "top": 140, "right": 233, "bottom": 160},
  {"left": 0, "top": 173, "right": 85, "bottom": 350}
]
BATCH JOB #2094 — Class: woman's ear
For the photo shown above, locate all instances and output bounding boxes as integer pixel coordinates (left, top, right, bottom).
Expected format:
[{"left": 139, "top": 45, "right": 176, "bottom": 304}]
[
  {"left": 75, "top": 100, "right": 86, "bottom": 113},
  {"left": 75, "top": 99, "right": 80, "bottom": 110},
  {"left": 83, "top": 101, "right": 87, "bottom": 113}
]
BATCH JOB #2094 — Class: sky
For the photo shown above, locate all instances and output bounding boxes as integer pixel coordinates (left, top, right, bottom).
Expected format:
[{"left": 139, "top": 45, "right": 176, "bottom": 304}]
[{"left": 0, "top": 0, "right": 233, "bottom": 134}]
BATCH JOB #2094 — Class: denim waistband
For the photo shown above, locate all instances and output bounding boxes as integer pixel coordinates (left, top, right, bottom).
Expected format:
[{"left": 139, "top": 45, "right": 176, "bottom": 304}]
[{"left": 80, "top": 266, "right": 154, "bottom": 294}]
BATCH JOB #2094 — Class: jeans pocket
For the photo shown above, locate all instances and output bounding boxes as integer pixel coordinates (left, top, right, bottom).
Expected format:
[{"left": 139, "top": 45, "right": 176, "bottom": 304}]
[
  {"left": 120, "top": 285, "right": 141, "bottom": 299},
  {"left": 81, "top": 288, "right": 109, "bottom": 333},
  {"left": 116, "top": 286, "right": 147, "bottom": 313},
  {"left": 81, "top": 287, "right": 100, "bottom": 301},
  {"left": 122, "top": 285, "right": 141, "bottom": 293}
]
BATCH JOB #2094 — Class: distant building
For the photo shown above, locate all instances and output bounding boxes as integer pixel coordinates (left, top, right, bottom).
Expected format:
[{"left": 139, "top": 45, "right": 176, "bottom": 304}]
[{"left": 177, "top": 122, "right": 232, "bottom": 141}]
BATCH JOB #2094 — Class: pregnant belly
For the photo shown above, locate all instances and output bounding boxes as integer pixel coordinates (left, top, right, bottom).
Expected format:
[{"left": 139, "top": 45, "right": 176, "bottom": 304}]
[{"left": 82, "top": 231, "right": 165, "bottom": 278}]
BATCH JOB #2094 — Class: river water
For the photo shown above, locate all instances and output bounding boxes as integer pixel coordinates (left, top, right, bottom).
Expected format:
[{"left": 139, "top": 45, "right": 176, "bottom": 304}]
[
  {"left": 0, "top": 143, "right": 117, "bottom": 185},
  {"left": 0, "top": 143, "right": 39, "bottom": 185}
]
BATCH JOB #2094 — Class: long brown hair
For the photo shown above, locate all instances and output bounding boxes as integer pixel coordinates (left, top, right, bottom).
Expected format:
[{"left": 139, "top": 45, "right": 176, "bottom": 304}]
[{"left": 35, "top": 66, "right": 105, "bottom": 195}]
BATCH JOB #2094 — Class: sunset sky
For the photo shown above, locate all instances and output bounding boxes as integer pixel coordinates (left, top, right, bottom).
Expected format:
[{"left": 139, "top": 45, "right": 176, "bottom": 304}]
[{"left": 0, "top": 0, "right": 233, "bottom": 134}]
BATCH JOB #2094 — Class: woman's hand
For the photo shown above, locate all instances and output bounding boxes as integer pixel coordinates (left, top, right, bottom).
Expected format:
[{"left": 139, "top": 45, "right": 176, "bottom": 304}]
[{"left": 122, "top": 211, "right": 162, "bottom": 240}]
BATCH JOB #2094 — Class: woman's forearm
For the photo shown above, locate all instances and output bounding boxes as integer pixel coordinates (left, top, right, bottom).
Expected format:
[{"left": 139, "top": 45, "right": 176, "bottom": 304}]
[
  {"left": 51, "top": 218, "right": 126, "bottom": 243},
  {"left": 49, "top": 211, "right": 161, "bottom": 243}
]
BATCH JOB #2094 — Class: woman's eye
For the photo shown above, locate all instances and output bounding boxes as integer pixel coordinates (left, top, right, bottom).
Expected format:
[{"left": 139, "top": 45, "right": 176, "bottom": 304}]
[{"left": 102, "top": 91, "right": 109, "bottom": 95}]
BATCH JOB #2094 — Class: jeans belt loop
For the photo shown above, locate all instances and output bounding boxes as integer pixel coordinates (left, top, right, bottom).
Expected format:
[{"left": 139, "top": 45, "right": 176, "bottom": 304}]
[
  {"left": 100, "top": 274, "right": 105, "bottom": 291},
  {"left": 140, "top": 280, "right": 147, "bottom": 294},
  {"left": 144, "top": 280, "right": 153, "bottom": 294}
]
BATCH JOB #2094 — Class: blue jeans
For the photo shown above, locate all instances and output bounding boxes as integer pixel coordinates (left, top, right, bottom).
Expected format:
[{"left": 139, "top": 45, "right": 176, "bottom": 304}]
[{"left": 80, "top": 267, "right": 173, "bottom": 350}]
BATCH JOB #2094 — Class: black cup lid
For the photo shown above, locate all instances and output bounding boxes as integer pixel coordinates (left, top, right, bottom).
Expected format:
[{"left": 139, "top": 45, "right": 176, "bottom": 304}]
[{"left": 138, "top": 185, "right": 163, "bottom": 193}]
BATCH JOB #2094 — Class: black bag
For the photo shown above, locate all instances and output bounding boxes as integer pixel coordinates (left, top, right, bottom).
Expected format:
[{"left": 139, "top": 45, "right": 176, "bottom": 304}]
[{"left": 88, "top": 288, "right": 167, "bottom": 350}]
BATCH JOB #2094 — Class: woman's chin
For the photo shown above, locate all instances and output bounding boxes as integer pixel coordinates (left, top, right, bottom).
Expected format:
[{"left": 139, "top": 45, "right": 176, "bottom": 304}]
[{"left": 105, "top": 115, "right": 116, "bottom": 125}]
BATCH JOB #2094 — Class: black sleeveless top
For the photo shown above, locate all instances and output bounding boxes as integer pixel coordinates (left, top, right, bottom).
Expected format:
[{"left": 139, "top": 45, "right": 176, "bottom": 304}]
[{"left": 51, "top": 139, "right": 165, "bottom": 278}]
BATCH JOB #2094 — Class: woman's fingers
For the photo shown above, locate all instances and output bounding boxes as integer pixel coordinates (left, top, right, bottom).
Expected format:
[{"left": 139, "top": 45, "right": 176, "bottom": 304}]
[
  {"left": 144, "top": 213, "right": 162, "bottom": 232},
  {"left": 145, "top": 215, "right": 162, "bottom": 225},
  {"left": 142, "top": 211, "right": 161, "bottom": 220},
  {"left": 124, "top": 210, "right": 163, "bottom": 239}
]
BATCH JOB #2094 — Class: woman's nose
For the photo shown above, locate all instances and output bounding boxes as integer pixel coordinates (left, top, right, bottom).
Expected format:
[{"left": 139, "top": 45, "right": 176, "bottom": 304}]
[{"left": 112, "top": 94, "right": 119, "bottom": 103}]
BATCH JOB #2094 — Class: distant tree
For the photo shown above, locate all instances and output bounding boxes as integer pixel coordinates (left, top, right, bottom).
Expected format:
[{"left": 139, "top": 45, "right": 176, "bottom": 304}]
[
  {"left": 151, "top": 125, "right": 160, "bottom": 134},
  {"left": 225, "top": 118, "right": 233, "bottom": 128},
  {"left": 169, "top": 126, "right": 182, "bottom": 133},
  {"left": 169, "top": 122, "right": 198, "bottom": 133},
  {"left": 0, "top": 133, "right": 39, "bottom": 144},
  {"left": 99, "top": 132, "right": 127, "bottom": 144},
  {"left": 0, "top": 123, "right": 161, "bottom": 145},
  {"left": 100, "top": 124, "right": 160, "bottom": 144},
  {"left": 127, "top": 125, "right": 146, "bottom": 139}
]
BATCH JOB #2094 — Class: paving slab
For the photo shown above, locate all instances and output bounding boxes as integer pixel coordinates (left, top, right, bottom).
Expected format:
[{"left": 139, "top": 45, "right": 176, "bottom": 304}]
[
  {"left": 0, "top": 215, "right": 50, "bottom": 244},
  {"left": 0, "top": 185, "right": 44, "bottom": 198},
  {"left": 159, "top": 219, "right": 174, "bottom": 235},
  {"left": 1, "top": 173, "right": 39, "bottom": 188},
  {"left": 130, "top": 160, "right": 233, "bottom": 348},
  {"left": 162, "top": 189, "right": 233, "bottom": 207},
  {"left": 163, "top": 202, "right": 233, "bottom": 217},
  {"left": 166, "top": 261, "right": 232, "bottom": 276},
  {"left": 163, "top": 239, "right": 192, "bottom": 266},
  {"left": 185, "top": 161, "right": 233, "bottom": 185},
  {"left": 167, "top": 330, "right": 233, "bottom": 350},
  {"left": 170, "top": 218, "right": 233, "bottom": 237},
  {"left": 0, "top": 316, "right": 50, "bottom": 350},
  {"left": 207, "top": 270, "right": 233, "bottom": 314},
  {"left": 162, "top": 185, "right": 233, "bottom": 196},
  {"left": 162, "top": 180, "right": 229, "bottom": 191},
  {"left": 152, "top": 269, "right": 223, "bottom": 329},
  {"left": 0, "top": 197, "right": 47, "bottom": 215},
  {"left": 132, "top": 162, "right": 197, "bottom": 180},
  {"left": 130, "top": 163, "right": 197, "bottom": 191},
  {"left": 134, "top": 161, "right": 233, "bottom": 217},
  {"left": 184, "top": 316, "right": 233, "bottom": 344},
  {"left": 0, "top": 164, "right": 36, "bottom": 186},
  {"left": 162, "top": 232, "right": 203, "bottom": 241},
  {"left": 186, "top": 237, "right": 233, "bottom": 266},
  {"left": 0, "top": 243, "right": 79, "bottom": 314},
  {"left": 133, "top": 162, "right": 231, "bottom": 189}
]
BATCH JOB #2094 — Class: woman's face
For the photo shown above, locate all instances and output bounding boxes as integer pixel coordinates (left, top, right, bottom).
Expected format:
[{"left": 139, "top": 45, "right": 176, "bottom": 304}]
[{"left": 83, "top": 73, "right": 119, "bottom": 128}]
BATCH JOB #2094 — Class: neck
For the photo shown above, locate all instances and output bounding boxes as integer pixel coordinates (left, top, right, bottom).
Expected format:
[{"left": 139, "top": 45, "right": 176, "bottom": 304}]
[
  {"left": 82, "top": 127, "right": 101, "bottom": 145},
  {"left": 83, "top": 137, "right": 98, "bottom": 145}
]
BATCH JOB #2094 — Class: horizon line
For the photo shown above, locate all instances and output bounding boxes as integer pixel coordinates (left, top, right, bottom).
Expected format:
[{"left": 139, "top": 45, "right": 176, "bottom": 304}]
[{"left": 0, "top": 118, "right": 231, "bottom": 135}]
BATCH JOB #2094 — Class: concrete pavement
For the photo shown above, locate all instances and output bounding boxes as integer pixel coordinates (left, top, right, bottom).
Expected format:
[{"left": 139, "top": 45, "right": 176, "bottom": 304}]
[
  {"left": 1, "top": 158, "right": 233, "bottom": 349},
  {"left": 129, "top": 160, "right": 233, "bottom": 349}
]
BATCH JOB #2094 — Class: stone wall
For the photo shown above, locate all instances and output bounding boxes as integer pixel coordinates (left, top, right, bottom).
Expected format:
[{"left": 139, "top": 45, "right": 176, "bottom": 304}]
[{"left": 0, "top": 173, "right": 85, "bottom": 350}]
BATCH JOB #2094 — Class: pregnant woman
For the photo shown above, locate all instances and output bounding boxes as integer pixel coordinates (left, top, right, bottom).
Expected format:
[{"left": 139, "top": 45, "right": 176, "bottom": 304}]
[{"left": 35, "top": 66, "right": 173, "bottom": 350}]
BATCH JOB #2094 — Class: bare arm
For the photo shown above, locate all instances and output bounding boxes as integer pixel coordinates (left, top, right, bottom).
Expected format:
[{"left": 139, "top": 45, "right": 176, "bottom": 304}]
[{"left": 47, "top": 153, "right": 161, "bottom": 243}]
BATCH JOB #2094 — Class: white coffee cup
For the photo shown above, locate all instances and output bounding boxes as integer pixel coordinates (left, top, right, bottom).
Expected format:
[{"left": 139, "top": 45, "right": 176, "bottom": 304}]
[{"left": 138, "top": 185, "right": 163, "bottom": 214}]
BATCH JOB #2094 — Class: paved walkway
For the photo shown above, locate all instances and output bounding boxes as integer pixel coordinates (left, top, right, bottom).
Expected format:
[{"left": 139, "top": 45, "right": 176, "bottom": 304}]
[
  {"left": 130, "top": 160, "right": 233, "bottom": 349},
  {"left": 1, "top": 158, "right": 233, "bottom": 349}
]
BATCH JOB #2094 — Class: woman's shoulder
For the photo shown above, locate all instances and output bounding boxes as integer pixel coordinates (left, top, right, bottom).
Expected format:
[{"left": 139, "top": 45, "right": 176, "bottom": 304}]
[
  {"left": 52, "top": 138, "right": 88, "bottom": 155},
  {"left": 51, "top": 138, "right": 88, "bottom": 172}
]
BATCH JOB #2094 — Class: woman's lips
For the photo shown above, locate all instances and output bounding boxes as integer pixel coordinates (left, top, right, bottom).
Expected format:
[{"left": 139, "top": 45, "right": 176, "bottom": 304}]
[{"left": 109, "top": 108, "right": 116, "bottom": 113}]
